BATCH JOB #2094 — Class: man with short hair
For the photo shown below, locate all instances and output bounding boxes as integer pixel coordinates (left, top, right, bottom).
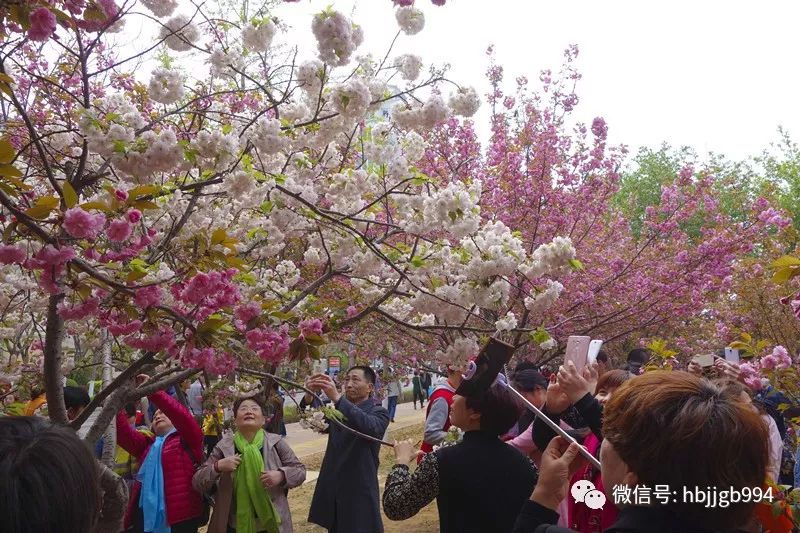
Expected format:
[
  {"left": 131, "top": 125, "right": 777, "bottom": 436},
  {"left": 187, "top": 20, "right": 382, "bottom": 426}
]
[
  {"left": 306, "top": 365, "right": 391, "bottom": 533},
  {"left": 63, "top": 385, "right": 91, "bottom": 421}
]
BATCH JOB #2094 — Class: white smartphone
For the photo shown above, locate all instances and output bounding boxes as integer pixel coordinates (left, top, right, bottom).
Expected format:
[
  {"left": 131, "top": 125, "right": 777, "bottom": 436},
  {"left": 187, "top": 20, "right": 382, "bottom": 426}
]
[
  {"left": 587, "top": 340, "right": 604, "bottom": 365},
  {"left": 724, "top": 348, "right": 740, "bottom": 364},
  {"left": 565, "top": 336, "right": 591, "bottom": 371}
]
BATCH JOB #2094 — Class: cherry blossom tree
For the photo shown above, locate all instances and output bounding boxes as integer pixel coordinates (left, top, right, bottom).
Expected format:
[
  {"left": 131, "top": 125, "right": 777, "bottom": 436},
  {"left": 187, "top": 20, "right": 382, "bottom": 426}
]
[
  {"left": 421, "top": 46, "right": 791, "bottom": 365},
  {"left": 0, "top": 0, "right": 576, "bottom": 436}
]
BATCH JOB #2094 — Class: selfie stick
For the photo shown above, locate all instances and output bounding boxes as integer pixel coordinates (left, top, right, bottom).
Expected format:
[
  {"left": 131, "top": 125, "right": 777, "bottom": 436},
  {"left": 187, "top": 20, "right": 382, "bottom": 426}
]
[{"left": 505, "top": 383, "right": 601, "bottom": 470}]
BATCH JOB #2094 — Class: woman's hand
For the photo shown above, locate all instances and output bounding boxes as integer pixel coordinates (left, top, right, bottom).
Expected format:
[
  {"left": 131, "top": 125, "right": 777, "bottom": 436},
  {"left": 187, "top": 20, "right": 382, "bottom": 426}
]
[
  {"left": 393, "top": 439, "right": 421, "bottom": 465},
  {"left": 260, "top": 470, "right": 285, "bottom": 488},
  {"left": 530, "top": 436, "right": 588, "bottom": 511},
  {"left": 714, "top": 357, "right": 742, "bottom": 381},
  {"left": 215, "top": 454, "right": 241, "bottom": 473},
  {"left": 544, "top": 374, "right": 571, "bottom": 414},
  {"left": 558, "top": 362, "right": 598, "bottom": 404},
  {"left": 687, "top": 360, "right": 703, "bottom": 376}
]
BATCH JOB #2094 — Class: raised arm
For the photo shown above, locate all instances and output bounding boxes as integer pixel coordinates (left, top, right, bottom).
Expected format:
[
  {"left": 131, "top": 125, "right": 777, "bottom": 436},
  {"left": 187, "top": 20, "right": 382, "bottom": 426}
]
[
  {"left": 335, "top": 397, "right": 390, "bottom": 438},
  {"left": 115, "top": 410, "right": 149, "bottom": 458},
  {"left": 383, "top": 452, "right": 440, "bottom": 520},
  {"left": 149, "top": 390, "right": 203, "bottom": 454}
]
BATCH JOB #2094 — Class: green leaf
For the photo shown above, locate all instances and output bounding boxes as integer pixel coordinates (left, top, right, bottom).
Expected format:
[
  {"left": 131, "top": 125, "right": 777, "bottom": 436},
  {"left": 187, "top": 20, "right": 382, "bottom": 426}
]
[
  {"left": 25, "top": 196, "right": 60, "bottom": 219},
  {"left": 569, "top": 258, "right": 585, "bottom": 271},
  {"left": 0, "top": 164, "right": 22, "bottom": 178},
  {"left": 529, "top": 327, "right": 551, "bottom": 345},
  {"left": 773, "top": 267, "right": 799, "bottom": 284},
  {"left": 0, "top": 174, "right": 31, "bottom": 191},
  {"left": 79, "top": 201, "right": 111, "bottom": 212},
  {"left": 211, "top": 228, "right": 227, "bottom": 246},
  {"left": 198, "top": 318, "right": 227, "bottom": 333},
  {"left": 771, "top": 255, "right": 800, "bottom": 269},
  {"left": 0, "top": 138, "right": 15, "bottom": 164},
  {"left": 3, "top": 221, "right": 18, "bottom": 243},
  {"left": 62, "top": 181, "right": 78, "bottom": 208},
  {"left": 129, "top": 185, "right": 161, "bottom": 200},
  {"left": 410, "top": 256, "right": 425, "bottom": 268},
  {"left": 132, "top": 200, "right": 159, "bottom": 210}
]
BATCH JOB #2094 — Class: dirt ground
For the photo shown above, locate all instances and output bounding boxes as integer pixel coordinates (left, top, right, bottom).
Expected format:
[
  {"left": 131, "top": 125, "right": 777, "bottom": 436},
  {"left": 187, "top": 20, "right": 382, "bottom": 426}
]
[
  {"left": 202, "top": 422, "right": 440, "bottom": 533},
  {"left": 288, "top": 422, "right": 440, "bottom": 532}
]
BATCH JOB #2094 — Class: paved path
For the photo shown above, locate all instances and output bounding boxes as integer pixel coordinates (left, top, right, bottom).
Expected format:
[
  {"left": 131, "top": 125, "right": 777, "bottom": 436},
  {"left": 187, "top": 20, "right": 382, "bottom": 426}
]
[{"left": 284, "top": 400, "right": 427, "bottom": 459}]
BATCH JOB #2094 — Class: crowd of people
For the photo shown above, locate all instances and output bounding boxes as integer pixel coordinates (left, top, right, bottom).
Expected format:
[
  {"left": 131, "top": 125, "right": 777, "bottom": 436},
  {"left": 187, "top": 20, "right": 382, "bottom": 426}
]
[{"left": 0, "top": 346, "right": 798, "bottom": 533}]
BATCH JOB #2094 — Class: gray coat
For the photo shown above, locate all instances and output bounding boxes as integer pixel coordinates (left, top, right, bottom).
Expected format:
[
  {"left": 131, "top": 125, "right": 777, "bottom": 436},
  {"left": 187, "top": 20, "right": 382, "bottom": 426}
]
[
  {"left": 308, "top": 397, "right": 390, "bottom": 532},
  {"left": 192, "top": 433, "right": 306, "bottom": 533}
]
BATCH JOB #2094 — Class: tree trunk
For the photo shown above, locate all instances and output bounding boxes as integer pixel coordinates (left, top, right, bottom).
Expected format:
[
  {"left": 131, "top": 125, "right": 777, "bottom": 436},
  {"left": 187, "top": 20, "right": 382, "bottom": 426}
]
[
  {"left": 43, "top": 293, "right": 68, "bottom": 424},
  {"left": 100, "top": 331, "right": 116, "bottom": 467}
]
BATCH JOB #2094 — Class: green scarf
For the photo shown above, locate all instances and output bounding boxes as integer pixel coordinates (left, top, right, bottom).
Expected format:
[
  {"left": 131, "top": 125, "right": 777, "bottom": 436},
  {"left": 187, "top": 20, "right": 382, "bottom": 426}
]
[{"left": 233, "top": 429, "right": 281, "bottom": 533}]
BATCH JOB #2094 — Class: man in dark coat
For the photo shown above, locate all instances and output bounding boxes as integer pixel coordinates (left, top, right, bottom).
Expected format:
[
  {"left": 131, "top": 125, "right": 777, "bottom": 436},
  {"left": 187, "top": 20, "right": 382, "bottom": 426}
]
[{"left": 306, "top": 365, "right": 390, "bottom": 532}]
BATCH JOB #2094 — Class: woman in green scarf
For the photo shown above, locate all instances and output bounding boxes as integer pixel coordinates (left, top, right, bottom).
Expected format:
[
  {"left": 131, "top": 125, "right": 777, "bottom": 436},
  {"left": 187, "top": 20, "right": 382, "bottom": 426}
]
[{"left": 193, "top": 397, "right": 306, "bottom": 533}]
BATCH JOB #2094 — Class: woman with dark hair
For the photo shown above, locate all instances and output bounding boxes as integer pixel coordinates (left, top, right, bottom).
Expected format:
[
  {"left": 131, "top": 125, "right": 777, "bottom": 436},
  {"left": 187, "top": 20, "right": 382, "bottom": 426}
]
[
  {"left": 514, "top": 371, "right": 770, "bottom": 532},
  {"left": 507, "top": 368, "right": 549, "bottom": 438},
  {"left": 383, "top": 378, "right": 537, "bottom": 533},
  {"left": 116, "top": 374, "right": 205, "bottom": 533},
  {"left": 0, "top": 416, "right": 101, "bottom": 533},
  {"left": 193, "top": 396, "right": 306, "bottom": 533}
]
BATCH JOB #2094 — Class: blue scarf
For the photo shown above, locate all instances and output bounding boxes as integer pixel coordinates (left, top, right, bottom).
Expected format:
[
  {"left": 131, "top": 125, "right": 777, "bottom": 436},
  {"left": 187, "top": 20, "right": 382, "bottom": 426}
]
[{"left": 137, "top": 428, "right": 175, "bottom": 533}]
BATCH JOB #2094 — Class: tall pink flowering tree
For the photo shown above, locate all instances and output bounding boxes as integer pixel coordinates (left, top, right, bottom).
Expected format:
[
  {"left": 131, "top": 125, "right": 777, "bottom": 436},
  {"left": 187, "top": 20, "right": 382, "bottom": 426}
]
[{"left": 421, "top": 46, "right": 790, "bottom": 365}]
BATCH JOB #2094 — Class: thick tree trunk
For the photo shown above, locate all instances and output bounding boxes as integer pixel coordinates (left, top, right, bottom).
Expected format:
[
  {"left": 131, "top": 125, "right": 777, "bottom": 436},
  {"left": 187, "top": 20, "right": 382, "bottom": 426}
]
[{"left": 43, "top": 293, "right": 68, "bottom": 424}]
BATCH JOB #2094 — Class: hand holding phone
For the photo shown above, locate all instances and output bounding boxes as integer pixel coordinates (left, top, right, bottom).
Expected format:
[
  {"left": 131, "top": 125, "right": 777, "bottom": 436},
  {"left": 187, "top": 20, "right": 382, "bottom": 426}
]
[{"left": 565, "top": 336, "right": 591, "bottom": 372}]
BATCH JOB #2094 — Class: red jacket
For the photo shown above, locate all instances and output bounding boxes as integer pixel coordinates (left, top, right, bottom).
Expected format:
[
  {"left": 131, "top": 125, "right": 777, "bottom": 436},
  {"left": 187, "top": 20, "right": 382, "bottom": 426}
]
[
  {"left": 419, "top": 384, "right": 455, "bottom": 462},
  {"left": 116, "top": 391, "right": 204, "bottom": 528}
]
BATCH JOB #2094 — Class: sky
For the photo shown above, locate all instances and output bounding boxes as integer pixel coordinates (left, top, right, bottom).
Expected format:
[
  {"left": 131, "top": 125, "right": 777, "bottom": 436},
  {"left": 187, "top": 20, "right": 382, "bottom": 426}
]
[{"left": 272, "top": 0, "right": 800, "bottom": 162}]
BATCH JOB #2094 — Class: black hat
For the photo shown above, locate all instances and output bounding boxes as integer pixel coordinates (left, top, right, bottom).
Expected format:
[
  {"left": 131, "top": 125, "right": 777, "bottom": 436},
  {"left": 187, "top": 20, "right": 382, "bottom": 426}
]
[{"left": 455, "top": 338, "right": 515, "bottom": 397}]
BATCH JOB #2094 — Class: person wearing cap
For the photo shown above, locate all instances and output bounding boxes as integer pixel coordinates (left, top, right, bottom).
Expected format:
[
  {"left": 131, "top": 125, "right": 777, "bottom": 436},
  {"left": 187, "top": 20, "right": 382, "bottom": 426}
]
[
  {"left": 505, "top": 368, "right": 548, "bottom": 439},
  {"left": 418, "top": 366, "right": 462, "bottom": 463},
  {"left": 383, "top": 377, "right": 537, "bottom": 533}
]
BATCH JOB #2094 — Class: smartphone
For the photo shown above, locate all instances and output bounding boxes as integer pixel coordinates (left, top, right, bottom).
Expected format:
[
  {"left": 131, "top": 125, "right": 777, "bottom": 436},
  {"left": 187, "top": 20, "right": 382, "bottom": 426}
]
[
  {"left": 565, "top": 336, "right": 591, "bottom": 371},
  {"left": 724, "top": 348, "right": 740, "bottom": 364},
  {"left": 693, "top": 353, "right": 714, "bottom": 368},
  {"left": 587, "top": 340, "right": 604, "bottom": 365}
]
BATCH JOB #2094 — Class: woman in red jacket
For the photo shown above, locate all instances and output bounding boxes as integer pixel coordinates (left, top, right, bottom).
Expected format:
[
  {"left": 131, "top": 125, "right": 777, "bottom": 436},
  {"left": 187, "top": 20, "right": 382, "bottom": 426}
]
[{"left": 117, "top": 374, "right": 205, "bottom": 533}]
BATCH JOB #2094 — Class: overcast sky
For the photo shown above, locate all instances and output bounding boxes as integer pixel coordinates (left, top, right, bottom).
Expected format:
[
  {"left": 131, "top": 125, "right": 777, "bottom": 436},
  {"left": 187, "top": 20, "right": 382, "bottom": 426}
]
[{"left": 273, "top": 0, "right": 800, "bottom": 162}]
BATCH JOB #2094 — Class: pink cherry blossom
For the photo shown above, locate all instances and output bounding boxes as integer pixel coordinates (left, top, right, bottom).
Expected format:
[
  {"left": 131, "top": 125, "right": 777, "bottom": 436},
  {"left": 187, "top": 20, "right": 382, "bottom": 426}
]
[
  {"left": 28, "top": 8, "right": 57, "bottom": 42},
  {"left": 63, "top": 207, "right": 106, "bottom": 240},
  {"left": 299, "top": 318, "right": 323, "bottom": 338},
  {"left": 0, "top": 244, "right": 26, "bottom": 265},
  {"left": 124, "top": 326, "right": 176, "bottom": 353},
  {"left": 760, "top": 354, "right": 778, "bottom": 371},
  {"left": 246, "top": 326, "right": 290, "bottom": 363},
  {"left": 58, "top": 298, "right": 100, "bottom": 320},
  {"left": 346, "top": 305, "right": 358, "bottom": 319},
  {"left": 107, "top": 219, "right": 132, "bottom": 242},
  {"left": 115, "top": 190, "right": 129, "bottom": 201},
  {"left": 234, "top": 302, "right": 261, "bottom": 330},
  {"left": 126, "top": 209, "right": 143, "bottom": 224},
  {"left": 134, "top": 285, "right": 163, "bottom": 309}
]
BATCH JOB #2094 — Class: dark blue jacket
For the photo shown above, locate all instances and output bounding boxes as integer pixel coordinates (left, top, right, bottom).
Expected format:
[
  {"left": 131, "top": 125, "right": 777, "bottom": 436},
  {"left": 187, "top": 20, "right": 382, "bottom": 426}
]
[{"left": 308, "top": 396, "right": 390, "bottom": 532}]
